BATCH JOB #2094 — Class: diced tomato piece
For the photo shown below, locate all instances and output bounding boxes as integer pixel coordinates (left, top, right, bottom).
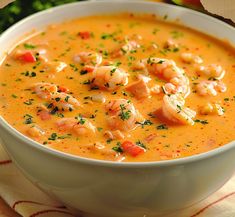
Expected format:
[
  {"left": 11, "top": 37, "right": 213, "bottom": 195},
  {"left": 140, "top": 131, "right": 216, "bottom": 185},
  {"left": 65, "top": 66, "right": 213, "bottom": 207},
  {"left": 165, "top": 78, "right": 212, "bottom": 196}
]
[
  {"left": 121, "top": 141, "right": 145, "bottom": 157},
  {"left": 78, "top": 31, "right": 91, "bottom": 40},
  {"left": 38, "top": 110, "right": 51, "bottom": 121},
  {"left": 19, "top": 51, "right": 36, "bottom": 63},
  {"left": 58, "top": 86, "right": 69, "bottom": 93}
]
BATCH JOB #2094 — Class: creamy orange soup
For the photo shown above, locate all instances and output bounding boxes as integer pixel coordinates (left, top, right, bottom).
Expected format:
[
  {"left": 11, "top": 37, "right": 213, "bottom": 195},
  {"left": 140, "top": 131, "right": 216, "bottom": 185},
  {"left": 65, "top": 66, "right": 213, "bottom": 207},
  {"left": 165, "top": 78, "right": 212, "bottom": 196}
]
[{"left": 0, "top": 14, "right": 235, "bottom": 162}]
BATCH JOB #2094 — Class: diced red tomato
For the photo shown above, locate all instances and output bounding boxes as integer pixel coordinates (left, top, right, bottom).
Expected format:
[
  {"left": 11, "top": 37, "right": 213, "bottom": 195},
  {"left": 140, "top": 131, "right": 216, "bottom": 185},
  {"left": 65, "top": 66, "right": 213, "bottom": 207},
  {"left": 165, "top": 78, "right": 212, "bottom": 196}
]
[
  {"left": 38, "top": 110, "right": 51, "bottom": 121},
  {"left": 121, "top": 141, "right": 145, "bottom": 157},
  {"left": 78, "top": 31, "right": 91, "bottom": 40},
  {"left": 19, "top": 51, "right": 36, "bottom": 63},
  {"left": 58, "top": 86, "right": 69, "bottom": 93}
]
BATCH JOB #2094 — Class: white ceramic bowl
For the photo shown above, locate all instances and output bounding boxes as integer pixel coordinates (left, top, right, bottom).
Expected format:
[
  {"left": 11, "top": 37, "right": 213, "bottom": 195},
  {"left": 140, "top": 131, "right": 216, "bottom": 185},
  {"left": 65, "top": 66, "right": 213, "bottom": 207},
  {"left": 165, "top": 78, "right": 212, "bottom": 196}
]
[{"left": 0, "top": 1, "right": 235, "bottom": 217}]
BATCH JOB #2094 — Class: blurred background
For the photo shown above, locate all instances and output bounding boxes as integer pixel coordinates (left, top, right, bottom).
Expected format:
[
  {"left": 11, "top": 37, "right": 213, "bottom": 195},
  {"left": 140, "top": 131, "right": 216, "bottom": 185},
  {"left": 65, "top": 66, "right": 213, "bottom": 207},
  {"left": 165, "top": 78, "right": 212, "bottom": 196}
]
[{"left": 0, "top": 0, "right": 85, "bottom": 33}]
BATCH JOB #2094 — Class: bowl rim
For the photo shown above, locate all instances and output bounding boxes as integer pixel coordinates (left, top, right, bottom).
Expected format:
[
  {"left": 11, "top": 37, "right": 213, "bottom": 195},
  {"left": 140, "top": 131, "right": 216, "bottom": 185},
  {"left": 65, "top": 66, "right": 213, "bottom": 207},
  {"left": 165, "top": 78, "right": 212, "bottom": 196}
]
[{"left": 0, "top": 0, "right": 234, "bottom": 168}]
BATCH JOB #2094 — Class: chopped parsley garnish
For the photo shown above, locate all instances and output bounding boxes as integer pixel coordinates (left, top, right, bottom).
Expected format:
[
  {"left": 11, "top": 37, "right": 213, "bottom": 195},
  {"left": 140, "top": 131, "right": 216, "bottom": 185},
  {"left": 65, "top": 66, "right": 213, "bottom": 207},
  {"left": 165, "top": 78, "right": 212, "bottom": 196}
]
[
  {"left": 119, "top": 104, "right": 131, "bottom": 120},
  {"left": 101, "top": 33, "right": 113, "bottom": 40},
  {"left": 176, "top": 105, "right": 182, "bottom": 111},
  {"left": 48, "top": 133, "right": 58, "bottom": 141},
  {"left": 82, "top": 79, "right": 91, "bottom": 85},
  {"left": 11, "top": 94, "right": 18, "bottom": 98},
  {"left": 194, "top": 119, "right": 209, "bottom": 125},
  {"left": 50, "top": 106, "right": 59, "bottom": 115},
  {"left": 112, "top": 142, "right": 123, "bottom": 153},
  {"left": 65, "top": 96, "right": 70, "bottom": 102},
  {"left": 80, "top": 70, "right": 88, "bottom": 75},
  {"left": 170, "top": 30, "right": 184, "bottom": 39},
  {"left": 156, "top": 124, "right": 168, "bottom": 130},
  {"left": 24, "top": 99, "right": 34, "bottom": 105},
  {"left": 136, "top": 120, "right": 153, "bottom": 128},
  {"left": 110, "top": 67, "right": 116, "bottom": 76},
  {"left": 21, "top": 71, "right": 37, "bottom": 77},
  {"left": 152, "top": 28, "right": 160, "bottom": 35},
  {"left": 24, "top": 43, "right": 36, "bottom": 49},
  {"left": 69, "top": 63, "right": 78, "bottom": 72},
  {"left": 136, "top": 140, "right": 146, "bottom": 149},
  {"left": 23, "top": 114, "right": 33, "bottom": 124},
  {"left": 106, "top": 138, "right": 112, "bottom": 144},
  {"left": 48, "top": 133, "right": 71, "bottom": 141},
  {"left": 76, "top": 114, "right": 86, "bottom": 125}
]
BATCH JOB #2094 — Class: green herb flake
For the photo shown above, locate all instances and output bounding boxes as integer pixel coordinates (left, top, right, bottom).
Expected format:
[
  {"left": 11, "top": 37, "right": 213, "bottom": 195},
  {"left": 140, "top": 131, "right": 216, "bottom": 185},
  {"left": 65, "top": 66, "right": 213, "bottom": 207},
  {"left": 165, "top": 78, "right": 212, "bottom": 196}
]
[
  {"left": 48, "top": 133, "right": 58, "bottom": 141},
  {"left": 76, "top": 114, "right": 86, "bottom": 125},
  {"left": 101, "top": 33, "right": 113, "bottom": 40},
  {"left": 156, "top": 124, "right": 168, "bottom": 130},
  {"left": 24, "top": 99, "right": 34, "bottom": 105},
  {"left": 136, "top": 140, "right": 146, "bottom": 149},
  {"left": 112, "top": 142, "right": 123, "bottom": 153},
  {"left": 21, "top": 71, "right": 37, "bottom": 77},
  {"left": 97, "top": 127, "right": 103, "bottom": 132},
  {"left": 24, "top": 43, "right": 36, "bottom": 49},
  {"left": 136, "top": 120, "right": 153, "bottom": 128},
  {"left": 69, "top": 63, "right": 78, "bottom": 72},
  {"left": 82, "top": 80, "right": 91, "bottom": 85},
  {"left": 119, "top": 104, "right": 131, "bottom": 121},
  {"left": 170, "top": 30, "right": 184, "bottom": 39},
  {"left": 194, "top": 119, "right": 209, "bottom": 125},
  {"left": 11, "top": 94, "right": 18, "bottom": 98},
  {"left": 23, "top": 114, "right": 33, "bottom": 124},
  {"left": 152, "top": 28, "right": 160, "bottom": 35},
  {"left": 106, "top": 138, "right": 112, "bottom": 144},
  {"left": 80, "top": 70, "right": 88, "bottom": 75}
]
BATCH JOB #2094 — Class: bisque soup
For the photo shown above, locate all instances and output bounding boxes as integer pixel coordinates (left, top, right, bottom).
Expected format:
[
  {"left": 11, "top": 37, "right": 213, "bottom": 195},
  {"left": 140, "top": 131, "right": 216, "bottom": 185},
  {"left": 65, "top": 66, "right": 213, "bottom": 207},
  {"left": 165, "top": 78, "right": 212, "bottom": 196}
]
[{"left": 0, "top": 14, "right": 234, "bottom": 162}]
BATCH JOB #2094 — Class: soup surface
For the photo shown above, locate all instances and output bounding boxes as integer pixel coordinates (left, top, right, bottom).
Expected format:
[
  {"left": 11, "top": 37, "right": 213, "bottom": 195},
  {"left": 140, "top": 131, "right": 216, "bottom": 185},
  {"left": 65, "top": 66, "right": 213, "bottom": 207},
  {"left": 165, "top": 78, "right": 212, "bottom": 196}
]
[{"left": 0, "top": 14, "right": 235, "bottom": 162}]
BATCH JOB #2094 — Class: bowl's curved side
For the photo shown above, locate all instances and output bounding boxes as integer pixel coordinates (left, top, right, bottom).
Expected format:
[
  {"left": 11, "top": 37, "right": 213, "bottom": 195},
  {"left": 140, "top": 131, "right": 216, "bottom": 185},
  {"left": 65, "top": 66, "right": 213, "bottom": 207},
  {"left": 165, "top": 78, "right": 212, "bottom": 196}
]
[
  {"left": 1, "top": 119, "right": 235, "bottom": 217},
  {"left": 0, "top": 1, "right": 235, "bottom": 216}
]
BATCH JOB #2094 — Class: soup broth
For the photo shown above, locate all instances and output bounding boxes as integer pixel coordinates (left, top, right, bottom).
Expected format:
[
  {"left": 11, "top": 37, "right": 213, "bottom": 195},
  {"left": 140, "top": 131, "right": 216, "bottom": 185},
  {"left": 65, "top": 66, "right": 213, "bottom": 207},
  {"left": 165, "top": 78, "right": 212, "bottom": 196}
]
[{"left": 0, "top": 13, "right": 234, "bottom": 162}]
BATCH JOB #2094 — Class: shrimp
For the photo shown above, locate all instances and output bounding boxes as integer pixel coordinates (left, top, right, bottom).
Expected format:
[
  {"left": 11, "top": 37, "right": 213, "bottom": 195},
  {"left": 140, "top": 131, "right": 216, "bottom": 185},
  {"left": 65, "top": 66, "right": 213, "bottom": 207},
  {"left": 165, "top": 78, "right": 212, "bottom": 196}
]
[
  {"left": 43, "top": 61, "right": 67, "bottom": 74},
  {"left": 162, "top": 94, "right": 196, "bottom": 125},
  {"left": 26, "top": 125, "right": 45, "bottom": 139},
  {"left": 32, "top": 83, "right": 80, "bottom": 111},
  {"left": 105, "top": 99, "right": 144, "bottom": 131},
  {"left": 181, "top": 52, "right": 203, "bottom": 64},
  {"left": 196, "top": 64, "right": 225, "bottom": 80},
  {"left": 73, "top": 51, "right": 102, "bottom": 68},
  {"left": 50, "top": 92, "right": 80, "bottom": 111},
  {"left": 91, "top": 66, "right": 128, "bottom": 90},
  {"left": 196, "top": 80, "right": 227, "bottom": 96},
  {"left": 32, "top": 82, "right": 57, "bottom": 99},
  {"left": 164, "top": 39, "right": 179, "bottom": 50},
  {"left": 138, "top": 57, "right": 190, "bottom": 97},
  {"left": 104, "top": 130, "right": 124, "bottom": 140},
  {"left": 56, "top": 117, "right": 96, "bottom": 136},
  {"left": 112, "top": 40, "right": 140, "bottom": 57},
  {"left": 199, "top": 103, "right": 224, "bottom": 116}
]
